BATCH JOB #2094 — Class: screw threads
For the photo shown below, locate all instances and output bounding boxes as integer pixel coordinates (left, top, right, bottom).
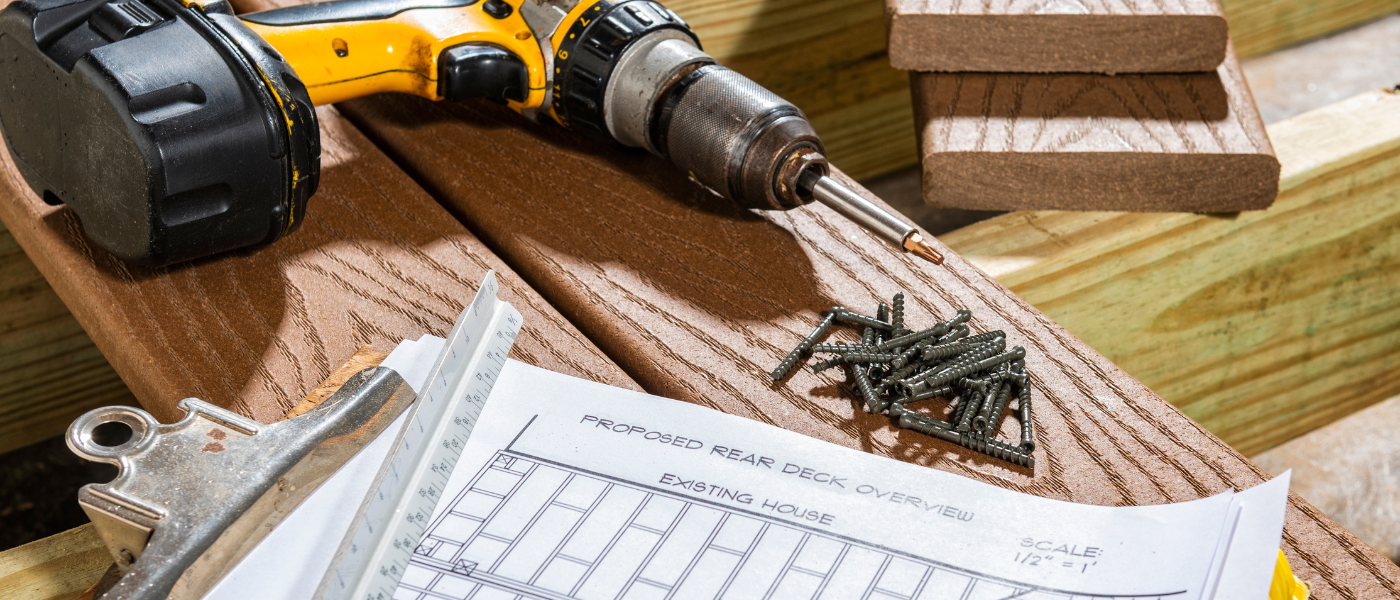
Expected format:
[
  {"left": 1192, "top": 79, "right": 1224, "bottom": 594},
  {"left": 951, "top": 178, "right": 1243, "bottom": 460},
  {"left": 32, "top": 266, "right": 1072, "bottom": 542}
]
[
  {"left": 770, "top": 311, "right": 836, "bottom": 380},
  {"left": 812, "top": 343, "right": 871, "bottom": 354},
  {"left": 771, "top": 294, "right": 1036, "bottom": 469},
  {"left": 840, "top": 351, "right": 902, "bottom": 364},
  {"left": 950, "top": 431, "right": 1034, "bottom": 468},
  {"left": 1017, "top": 371, "right": 1034, "bottom": 452},
  {"left": 872, "top": 324, "right": 947, "bottom": 353},
  {"left": 903, "top": 384, "right": 954, "bottom": 403},
  {"left": 891, "top": 292, "right": 907, "bottom": 336},
  {"left": 981, "top": 375, "right": 1016, "bottom": 435},
  {"left": 955, "top": 390, "right": 983, "bottom": 432}
]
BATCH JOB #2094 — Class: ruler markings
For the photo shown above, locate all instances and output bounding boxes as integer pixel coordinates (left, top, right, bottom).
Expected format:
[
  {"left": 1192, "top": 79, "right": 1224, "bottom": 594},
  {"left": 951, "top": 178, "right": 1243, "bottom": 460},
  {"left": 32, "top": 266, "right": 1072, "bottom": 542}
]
[{"left": 314, "top": 271, "right": 523, "bottom": 600}]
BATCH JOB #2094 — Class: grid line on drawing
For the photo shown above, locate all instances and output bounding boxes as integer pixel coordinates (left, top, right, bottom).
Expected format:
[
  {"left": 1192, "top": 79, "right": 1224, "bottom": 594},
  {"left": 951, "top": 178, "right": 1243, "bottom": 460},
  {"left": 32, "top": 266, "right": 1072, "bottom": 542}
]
[
  {"left": 712, "top": 521, "right": 769, "bottom": 600},
  {"left": 397, "top": 450, "right": 1177, "bottom": 600}
]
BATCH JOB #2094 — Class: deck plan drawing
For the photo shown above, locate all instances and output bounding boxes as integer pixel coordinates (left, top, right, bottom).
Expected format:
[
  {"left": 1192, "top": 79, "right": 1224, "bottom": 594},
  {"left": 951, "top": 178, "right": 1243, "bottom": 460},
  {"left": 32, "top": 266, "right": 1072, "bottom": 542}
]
[
  {"left": 402, "top": 447, "right": 1158, "bottom": 600},
  {"left": 207, "top": 338, "right": 1290, "bottom": 600}
]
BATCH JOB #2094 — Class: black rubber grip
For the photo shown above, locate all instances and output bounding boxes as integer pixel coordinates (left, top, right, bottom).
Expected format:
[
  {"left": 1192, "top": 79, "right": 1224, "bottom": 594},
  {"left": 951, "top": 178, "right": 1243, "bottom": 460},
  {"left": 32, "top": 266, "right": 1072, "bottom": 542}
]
[{"left": 241, "top": 0, "right": 477, "bottom": 26}]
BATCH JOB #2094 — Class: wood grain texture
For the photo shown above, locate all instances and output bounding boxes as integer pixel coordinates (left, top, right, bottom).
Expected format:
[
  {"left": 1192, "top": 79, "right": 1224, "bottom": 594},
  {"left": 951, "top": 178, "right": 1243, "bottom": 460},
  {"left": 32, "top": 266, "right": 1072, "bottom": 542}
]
[
  {"left": 0, "top": 524, "right": 108, "bottom": 600},
  {"left": 222, "top": 67, "right": 1400, "bottom": 599},
  {"left": 283, "top": 345, "right": 389, "bottom": 418},
  {"left": 0, "top": 102, "right": 635, "bottom": 426},
  {"left": 663, "top": 0, "right": 1384, "bottom": 180},
  {"left": 0, "top": 4, "right": 1386, "bottom": 447},
  {"left": 0, "top": 222, "right": 136, "bottom": 455},
  {"left": 913, "top": 43, "right": 1280, "bottom": 212},
  {"left": 939, "top": 89, "right": 1400, "bottom": 458},
  {"left": 1224, "top": 0, "right": 1400, "bottom": 58},
  {"left": 885, "top": 0, "right": 1228, "bottom": 73}
]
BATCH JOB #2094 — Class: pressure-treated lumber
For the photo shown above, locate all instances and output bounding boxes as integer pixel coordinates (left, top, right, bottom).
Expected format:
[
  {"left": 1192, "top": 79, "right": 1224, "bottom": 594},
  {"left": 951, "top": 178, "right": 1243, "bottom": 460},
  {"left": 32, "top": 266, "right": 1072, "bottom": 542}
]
[
  {"left": 0, "top": 103, "right": 634, "bottom": 426},
  {"left": 2, "top": 1, "right": 1394, "bottom": 595},
  {"left": 940, "top": 89, "right": 1400, "bottom": 458},
  {"left": 913, "top": 44, "right": 1280, "bottom": 212},
  {"left": 0, "top": 524, "right": 107, "bottom": 600},
  {"left": 0, "top": 223, "right": 136, "bottom": 455},
  {"left": 885, "top": 0, "right": 1229, "bottom": 73},
  {"left": 1223, "top": 0, "right": 1400, "bottom": 58},
  {"left": 670, "top": 0, "right": 911, "bottom": 180},
  {"left": 0, "top": 3, "right": 1386, "bottom": 444}
]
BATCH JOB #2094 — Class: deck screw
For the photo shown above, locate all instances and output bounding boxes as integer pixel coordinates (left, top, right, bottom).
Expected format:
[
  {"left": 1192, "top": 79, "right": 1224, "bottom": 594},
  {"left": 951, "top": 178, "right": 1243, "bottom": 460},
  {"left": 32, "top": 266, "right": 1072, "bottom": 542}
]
[
  {"left": 891, "top": 292, "right": 907, "bottom": 337},
  {"left": 769, "top": 311, "right": 836, "bottom": 380},
  {"left": 771, "top": 295, "right": 1036, "bottom": 468}
]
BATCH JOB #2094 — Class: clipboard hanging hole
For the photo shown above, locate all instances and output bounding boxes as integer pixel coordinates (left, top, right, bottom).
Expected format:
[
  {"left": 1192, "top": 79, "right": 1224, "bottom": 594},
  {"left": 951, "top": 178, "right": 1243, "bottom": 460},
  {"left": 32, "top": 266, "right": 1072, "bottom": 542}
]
[
  {"left": 92, "top": 421, "right": 134, "bottom": 447},
  {"left": 68, "top": 406, "right": 157, "bottom": 460}
]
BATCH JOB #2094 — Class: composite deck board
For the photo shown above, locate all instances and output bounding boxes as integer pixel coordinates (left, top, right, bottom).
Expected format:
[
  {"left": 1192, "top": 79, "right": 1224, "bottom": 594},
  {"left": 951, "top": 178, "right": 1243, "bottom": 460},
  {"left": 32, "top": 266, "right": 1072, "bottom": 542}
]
[
  {"left": 885, "top": 0, "right": 1229, "bottom": 73},
  {"left": 0, "top": 104, "right": 634, "bottom": 425},
  {"left": 326, "top": 91, "right": 1398, "bottom": 596},
  {"left": 0, "top": 0, "right": 1391, "bottom": 595},
  {"left": 939, "top": 89, "right": 1400, "bottom": 456},
  {"left": 120, "top": 4, "right": 1390, "bottom": 582},
  {"left": 911, "top": 44, "right": 1280, "bottom": 212}
]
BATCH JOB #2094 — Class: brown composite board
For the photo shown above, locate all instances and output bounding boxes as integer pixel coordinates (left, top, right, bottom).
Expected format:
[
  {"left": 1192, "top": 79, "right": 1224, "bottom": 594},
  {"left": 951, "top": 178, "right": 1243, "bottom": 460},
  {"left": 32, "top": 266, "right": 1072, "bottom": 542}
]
[
  {"left": 0, "top": 104, "right": 635, "bottom": 425},
  {"left": 885, "top": 0, "right": 1228, "bottom": 73},
  {"left": 912, "top": 43, "right": 1280, "bottom": 212},
  {"left": 314, "top": 92, "right": 1394, "bottom": 596}
]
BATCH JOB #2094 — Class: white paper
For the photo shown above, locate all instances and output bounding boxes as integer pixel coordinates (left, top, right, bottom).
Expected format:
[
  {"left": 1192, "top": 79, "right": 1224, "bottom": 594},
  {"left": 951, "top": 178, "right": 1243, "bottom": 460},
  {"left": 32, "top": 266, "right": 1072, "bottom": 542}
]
[{"left": 208, "top": 337, "right": 1290, "bottom": 600}]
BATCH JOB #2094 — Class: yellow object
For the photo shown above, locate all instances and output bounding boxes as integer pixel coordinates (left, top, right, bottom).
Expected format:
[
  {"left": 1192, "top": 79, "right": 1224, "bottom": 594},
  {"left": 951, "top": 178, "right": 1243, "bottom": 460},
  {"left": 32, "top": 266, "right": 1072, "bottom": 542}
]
[
  {"left": 1270, "top": 551, "right": 1310, "bottom": 600},
  {"left": 244, "top": 0, "right": 547, "bottom": 109}
]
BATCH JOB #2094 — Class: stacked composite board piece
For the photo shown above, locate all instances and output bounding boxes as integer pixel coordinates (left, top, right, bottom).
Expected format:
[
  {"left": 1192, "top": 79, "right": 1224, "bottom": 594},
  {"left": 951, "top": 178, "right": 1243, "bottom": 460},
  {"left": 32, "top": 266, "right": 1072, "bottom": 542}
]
[{"left": 885, "top": 0, "right": 1281, "bottom": 212}]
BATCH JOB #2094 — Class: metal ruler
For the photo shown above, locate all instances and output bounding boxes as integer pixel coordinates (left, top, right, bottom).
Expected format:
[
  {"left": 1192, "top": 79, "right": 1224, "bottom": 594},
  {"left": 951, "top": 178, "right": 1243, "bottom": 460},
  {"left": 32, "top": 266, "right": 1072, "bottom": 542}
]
[{"left": 315, "top": 271, "right": 522, "bottom": 600}]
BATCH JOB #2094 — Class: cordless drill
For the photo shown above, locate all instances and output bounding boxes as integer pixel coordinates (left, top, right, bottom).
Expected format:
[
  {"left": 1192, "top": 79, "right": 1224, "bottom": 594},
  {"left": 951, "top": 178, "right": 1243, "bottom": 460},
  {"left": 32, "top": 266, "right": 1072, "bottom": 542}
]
[{"left": 0, "top": 0, "right": 943, "bottom": 265}]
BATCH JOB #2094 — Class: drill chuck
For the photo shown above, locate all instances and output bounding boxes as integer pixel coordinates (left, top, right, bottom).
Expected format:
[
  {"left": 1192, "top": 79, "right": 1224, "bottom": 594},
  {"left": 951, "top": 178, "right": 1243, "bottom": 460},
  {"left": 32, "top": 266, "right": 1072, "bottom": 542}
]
[
  {"left": 596, "top": 24, "right": 824, "bottom": 211},
  {"left": 651, "top": 65, "right": 825, "bottom": 211},
  {"left": 599, "top": 29, "right": 940, "bottom": 262}
]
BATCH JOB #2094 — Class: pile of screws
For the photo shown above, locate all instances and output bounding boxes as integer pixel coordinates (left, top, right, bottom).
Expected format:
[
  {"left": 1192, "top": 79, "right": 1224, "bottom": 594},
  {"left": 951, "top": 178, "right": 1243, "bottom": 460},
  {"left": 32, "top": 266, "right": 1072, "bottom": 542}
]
[{"left": 771, "top": 293, "right": 1035, "bottom": 468}]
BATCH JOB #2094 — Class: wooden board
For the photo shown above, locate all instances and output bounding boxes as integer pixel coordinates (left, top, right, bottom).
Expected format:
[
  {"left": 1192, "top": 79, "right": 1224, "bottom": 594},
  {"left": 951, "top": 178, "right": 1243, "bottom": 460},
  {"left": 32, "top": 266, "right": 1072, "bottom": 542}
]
[
  {"left": 939, "top": 89, "right": 1400, "bottom": 457},
  {"left": 0, "top": 524, "right": 107, "bottom": 600},
  {"left": 0, "top": 102, "right": 635, "bottom": 426},
  {"left": 1224, "top": 0, "right": 1400, "bottom": 58},
  {"left": 912, "top": 44, "right": 1280, "bottom": 212},
  {"left": 3, "top": 2, "right": 1397, "bottom": 597},
  {"left": 885, "top": 0, "right": 1228, "bottom": 73},
  {"left": 0, "top": 1, "right": 1388, "bottom": 449},
  {"left": 168, "top": 42, "right": 1400, "bottom": 600},
  {"left": 657, "top": 0, "right": 1389, "bottom": 183},
  {"left": 0, "top": 223, "right": 135, "bottom": 455},
  {"left": 1243, "top": 12, "right": 1400, "bottom": 124}
]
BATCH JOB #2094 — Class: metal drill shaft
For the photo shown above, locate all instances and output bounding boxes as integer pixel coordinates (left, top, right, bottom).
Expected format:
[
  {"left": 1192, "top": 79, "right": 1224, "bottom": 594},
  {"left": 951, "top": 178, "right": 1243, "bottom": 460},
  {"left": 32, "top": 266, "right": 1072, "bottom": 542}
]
[
  {"left": 802, "top": 174, "right": 944, "bottom": 264},
  {"left": 808, "top": 174, "right": 910, "bottom": 247}
]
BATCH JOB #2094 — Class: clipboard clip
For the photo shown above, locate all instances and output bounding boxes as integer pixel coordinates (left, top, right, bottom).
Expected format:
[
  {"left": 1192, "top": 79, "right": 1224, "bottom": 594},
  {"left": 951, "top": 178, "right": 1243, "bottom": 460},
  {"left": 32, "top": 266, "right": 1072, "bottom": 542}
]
[{"left": 66, "top": 367, "right": 416, "bottom": 600}]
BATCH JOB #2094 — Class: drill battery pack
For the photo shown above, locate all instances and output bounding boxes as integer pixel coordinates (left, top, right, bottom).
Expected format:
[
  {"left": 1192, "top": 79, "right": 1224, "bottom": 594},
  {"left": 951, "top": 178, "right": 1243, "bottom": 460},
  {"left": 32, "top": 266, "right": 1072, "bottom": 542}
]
[{"left": 0, "top": 0, "right": 319, "bottom": 264}]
